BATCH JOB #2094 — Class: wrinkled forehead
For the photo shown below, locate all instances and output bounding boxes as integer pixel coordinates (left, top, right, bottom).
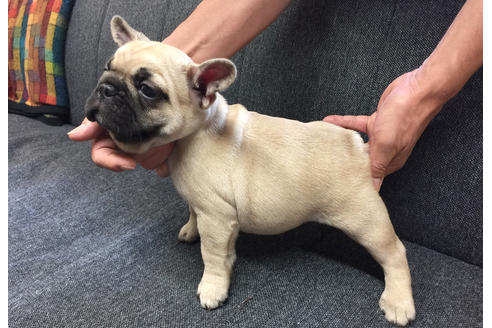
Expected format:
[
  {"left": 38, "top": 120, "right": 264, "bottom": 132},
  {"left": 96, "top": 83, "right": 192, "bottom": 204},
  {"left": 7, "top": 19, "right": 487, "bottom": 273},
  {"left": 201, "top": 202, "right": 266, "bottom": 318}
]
[{"left": 110, "top": 41, "right": 193, "bottom": 79}]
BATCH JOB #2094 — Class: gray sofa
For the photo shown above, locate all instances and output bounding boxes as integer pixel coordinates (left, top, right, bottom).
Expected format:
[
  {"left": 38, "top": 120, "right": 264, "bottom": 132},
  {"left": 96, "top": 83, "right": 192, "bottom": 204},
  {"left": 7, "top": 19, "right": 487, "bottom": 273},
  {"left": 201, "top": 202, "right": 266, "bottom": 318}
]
[{"left": 9, "top": 0, "right": 482, "bottom": 327}]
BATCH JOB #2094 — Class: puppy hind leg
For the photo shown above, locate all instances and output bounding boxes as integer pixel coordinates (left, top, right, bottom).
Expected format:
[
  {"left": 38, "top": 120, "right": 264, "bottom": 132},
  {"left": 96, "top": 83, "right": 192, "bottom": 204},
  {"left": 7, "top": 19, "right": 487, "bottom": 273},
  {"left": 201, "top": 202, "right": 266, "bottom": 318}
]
[
  {"left": 376, "top": 237, "right": 416, "bottom": 327},
  {"left": 320, "top": 201, "right": 415, "bottom": 326},
  {"left": 178, "top": 204, "right": 199, "bottom": 242}
]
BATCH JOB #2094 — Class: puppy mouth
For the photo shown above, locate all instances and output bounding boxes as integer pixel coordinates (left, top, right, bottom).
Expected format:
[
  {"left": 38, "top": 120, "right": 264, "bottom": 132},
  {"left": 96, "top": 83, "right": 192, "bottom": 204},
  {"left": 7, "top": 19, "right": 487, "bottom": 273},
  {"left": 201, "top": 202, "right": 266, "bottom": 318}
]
[
  {"left": 88, "top": 110, "right": 103, "bottom": 126},
  {"left": 85, "top": 105, "right": 110, "bottom": 131},
  {"left": 110, "top": 126, "right": 163, "bottom": 144},
  {"left": 95, "top": 116, "right": 160, "bottom": 144},
  {"left": 85, "top": 85, "right": 164, "bottom": 144},
  {"left": 85, "top": 98, "right": 103, "bottom": 123}
]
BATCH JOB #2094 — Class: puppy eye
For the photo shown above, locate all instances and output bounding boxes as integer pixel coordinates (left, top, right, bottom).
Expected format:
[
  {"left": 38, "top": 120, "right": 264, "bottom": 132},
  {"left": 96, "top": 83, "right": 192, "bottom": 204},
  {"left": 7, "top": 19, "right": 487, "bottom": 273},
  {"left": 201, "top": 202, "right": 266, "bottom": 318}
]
[{"left": 139, "top": 83, "right": 157, "bottom": 99}]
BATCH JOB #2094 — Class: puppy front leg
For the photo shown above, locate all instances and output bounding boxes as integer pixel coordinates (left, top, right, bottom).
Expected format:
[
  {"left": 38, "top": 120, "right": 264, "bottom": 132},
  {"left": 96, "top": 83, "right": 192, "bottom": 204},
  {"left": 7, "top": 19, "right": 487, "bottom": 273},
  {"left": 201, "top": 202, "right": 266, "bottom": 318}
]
[
  {"left": 196, "top": 215, "right": 239, "bottom": 310},
  {"left": 178, "top": 204, "right": 199, "bottom": 242}
]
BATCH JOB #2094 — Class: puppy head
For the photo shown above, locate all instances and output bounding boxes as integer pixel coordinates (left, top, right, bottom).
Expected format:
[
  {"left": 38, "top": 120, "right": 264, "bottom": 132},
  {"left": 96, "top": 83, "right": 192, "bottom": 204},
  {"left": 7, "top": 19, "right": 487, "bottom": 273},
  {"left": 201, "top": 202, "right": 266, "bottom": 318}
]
[{"left": 85, "top": 16, "right": 236, "bottom": 154}]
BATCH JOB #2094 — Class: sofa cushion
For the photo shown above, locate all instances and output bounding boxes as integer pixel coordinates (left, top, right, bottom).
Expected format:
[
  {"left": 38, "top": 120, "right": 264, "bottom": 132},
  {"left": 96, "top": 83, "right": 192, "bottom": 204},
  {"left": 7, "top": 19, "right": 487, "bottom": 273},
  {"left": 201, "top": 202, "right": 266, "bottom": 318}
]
[
  {"left": 9, "top": 114, "right": 482, "bottom": 327},
  {"left": 64, "top": 0, "right": 482, "bottom": 266},
  {"left": 231, "top": 0, "right": 483, "bottom": 267}
]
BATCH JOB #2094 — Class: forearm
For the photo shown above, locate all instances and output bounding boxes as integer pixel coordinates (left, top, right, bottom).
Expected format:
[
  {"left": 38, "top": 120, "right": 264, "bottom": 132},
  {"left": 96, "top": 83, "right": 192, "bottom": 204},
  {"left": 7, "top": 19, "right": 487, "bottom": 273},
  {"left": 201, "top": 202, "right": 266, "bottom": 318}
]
[
  {"left": 417, "top": 0, "right": 482, "bottom": 108},
  {"left": 163, "top": 0, "right": 291, "bottom": 62}
]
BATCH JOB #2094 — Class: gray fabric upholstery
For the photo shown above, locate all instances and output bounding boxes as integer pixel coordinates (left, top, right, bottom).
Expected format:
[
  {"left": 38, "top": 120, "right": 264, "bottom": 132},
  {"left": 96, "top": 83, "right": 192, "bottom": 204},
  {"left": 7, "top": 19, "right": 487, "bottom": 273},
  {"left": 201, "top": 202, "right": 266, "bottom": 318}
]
[
  {"left": 8, "top": 114, "right": 482, "bottom": 327},
  {"left": 10, "top": 0, "right": 482, "bottom": 326},
  {"left": 65, "top": 0, "right": 482, "bottom": 266}
]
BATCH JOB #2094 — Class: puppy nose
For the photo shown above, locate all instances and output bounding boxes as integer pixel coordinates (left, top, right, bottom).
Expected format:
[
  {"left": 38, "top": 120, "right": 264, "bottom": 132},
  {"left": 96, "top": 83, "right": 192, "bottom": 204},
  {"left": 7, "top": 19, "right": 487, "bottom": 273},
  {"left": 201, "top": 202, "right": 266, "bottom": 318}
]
[
  {"left": 85, "top": 106, "right": 99, "bottom": 122},
  {"left": 99, "top": 83, "right": 117, "bottom": 98}
]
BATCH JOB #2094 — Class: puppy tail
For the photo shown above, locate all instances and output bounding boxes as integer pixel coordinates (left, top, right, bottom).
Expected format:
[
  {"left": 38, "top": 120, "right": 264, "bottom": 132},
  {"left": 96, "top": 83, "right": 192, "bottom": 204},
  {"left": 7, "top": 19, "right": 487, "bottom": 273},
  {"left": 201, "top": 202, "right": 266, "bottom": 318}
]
[{"left": 351, "top": 131, "right": 368, "bottom": 154}]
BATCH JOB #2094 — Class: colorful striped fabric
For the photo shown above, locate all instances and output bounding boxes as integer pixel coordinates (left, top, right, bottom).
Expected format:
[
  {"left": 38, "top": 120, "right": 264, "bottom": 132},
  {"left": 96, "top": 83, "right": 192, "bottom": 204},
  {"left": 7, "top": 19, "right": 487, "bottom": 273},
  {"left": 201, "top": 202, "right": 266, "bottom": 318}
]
[{"left": 8, "top": 0, "right": 75, "bottom": 124}]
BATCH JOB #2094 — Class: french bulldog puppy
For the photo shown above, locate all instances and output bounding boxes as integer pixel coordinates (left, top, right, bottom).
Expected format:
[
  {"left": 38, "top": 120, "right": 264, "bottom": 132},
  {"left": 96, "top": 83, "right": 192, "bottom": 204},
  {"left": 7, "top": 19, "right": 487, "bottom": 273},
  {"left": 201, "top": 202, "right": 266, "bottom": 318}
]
[{"left": 85, "top": 16, "right": 416, "bottom": 326}]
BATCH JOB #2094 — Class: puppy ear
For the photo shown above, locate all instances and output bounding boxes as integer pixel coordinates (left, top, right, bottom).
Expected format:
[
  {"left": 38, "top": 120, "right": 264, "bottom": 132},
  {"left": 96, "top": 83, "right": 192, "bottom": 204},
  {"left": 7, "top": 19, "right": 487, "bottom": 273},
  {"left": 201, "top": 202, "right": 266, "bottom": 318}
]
[
  {"left": 110, "top": 15, "right": 149, "bottom": 47},
  {"left": 188, "top": 59, "right": 237, "bottom": 109}
]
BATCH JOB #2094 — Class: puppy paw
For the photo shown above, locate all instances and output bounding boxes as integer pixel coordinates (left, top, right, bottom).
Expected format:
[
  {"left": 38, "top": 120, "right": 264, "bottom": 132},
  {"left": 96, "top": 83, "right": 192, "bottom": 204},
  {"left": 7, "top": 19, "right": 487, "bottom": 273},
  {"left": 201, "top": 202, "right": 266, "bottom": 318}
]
[
  {"left": 178, "top": 222, "right": 199, "bottom": 242},
  {"left": 379, "top": 289, "right": 416, "bottom": 326},
  {"left": 197, "top": 281, "right": 228, "bottom": 310}
]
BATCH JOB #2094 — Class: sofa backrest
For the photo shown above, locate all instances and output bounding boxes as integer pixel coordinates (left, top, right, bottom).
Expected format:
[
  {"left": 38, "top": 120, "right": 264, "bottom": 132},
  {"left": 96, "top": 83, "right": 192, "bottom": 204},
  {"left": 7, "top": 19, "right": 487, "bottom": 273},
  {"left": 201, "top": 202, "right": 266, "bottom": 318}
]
[{"left": 65, "top": 0, "right": 482, "bottom": 266}]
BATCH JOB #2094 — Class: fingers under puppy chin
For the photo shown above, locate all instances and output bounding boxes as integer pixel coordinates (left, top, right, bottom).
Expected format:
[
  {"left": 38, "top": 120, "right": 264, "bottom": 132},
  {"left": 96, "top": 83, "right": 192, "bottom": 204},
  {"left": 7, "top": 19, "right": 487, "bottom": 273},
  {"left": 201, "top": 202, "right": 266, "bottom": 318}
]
[
  {"left": 94, "top": 162, "right": 104, "bottom": 169},
  {"left": 155, "top": 166, "right": 169, "bottom": 178},
  {"left": 107, "top": 164, "right": 132, "bottom": 172},
  {"left": 155, "top": 171, "right": 168, "bottom": 178},
  {"left": 91, "top": 153, "right": 102, "bottom": 168},
  {"left": 67, "top": 124, "right": 87, "bottom": 136},
  {"left": 140, "top": 162, "right": 155, "bottom": 170},
  {"left": 94, "top": 160, "right": 112, "bottom": 170},
  {"left": 119, "top": 166, "right": 135, "bottom": 171},
  {"left": 372, "top": 178, "right": 383, "bottom": 191},
  {"left": 93, "top": 158, "right": 123, "bottom": 171}
]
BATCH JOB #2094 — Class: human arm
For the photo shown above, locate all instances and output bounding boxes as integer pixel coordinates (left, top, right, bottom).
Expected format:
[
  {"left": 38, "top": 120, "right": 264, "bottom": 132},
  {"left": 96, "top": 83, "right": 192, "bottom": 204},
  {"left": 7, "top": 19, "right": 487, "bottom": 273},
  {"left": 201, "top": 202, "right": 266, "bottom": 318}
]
[
  {"left": 69, "top": 0, "right": 290, "bottom": 176},
  {"left": 163, "top": 0, "right": 292, "bottom": 62},
  {"left": 323, "top": 0, "right": 483, "bottom": 191}
]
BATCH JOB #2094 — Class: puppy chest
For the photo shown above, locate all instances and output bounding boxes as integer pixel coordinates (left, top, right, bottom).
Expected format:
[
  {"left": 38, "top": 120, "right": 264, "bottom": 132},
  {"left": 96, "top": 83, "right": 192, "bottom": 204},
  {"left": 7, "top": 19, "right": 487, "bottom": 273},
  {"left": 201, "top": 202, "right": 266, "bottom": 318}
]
[{"left": 169, "top": 151, "right": 236, "bottom": 211}]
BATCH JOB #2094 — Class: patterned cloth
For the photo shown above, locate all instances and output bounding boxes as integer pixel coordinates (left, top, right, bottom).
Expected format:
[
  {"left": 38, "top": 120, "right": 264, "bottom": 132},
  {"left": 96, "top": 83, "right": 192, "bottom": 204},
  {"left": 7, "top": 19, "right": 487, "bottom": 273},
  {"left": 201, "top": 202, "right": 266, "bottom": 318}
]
[{"left": 8, "top": 0, "right": 75, "bottom": 125}]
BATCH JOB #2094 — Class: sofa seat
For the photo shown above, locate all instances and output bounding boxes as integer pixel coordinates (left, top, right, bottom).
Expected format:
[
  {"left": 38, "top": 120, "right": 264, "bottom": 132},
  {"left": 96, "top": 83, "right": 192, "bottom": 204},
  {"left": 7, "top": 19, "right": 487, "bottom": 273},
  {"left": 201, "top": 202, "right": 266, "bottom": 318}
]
[{"left": 8, "top": 114, "right": 482, "bottom": 327}]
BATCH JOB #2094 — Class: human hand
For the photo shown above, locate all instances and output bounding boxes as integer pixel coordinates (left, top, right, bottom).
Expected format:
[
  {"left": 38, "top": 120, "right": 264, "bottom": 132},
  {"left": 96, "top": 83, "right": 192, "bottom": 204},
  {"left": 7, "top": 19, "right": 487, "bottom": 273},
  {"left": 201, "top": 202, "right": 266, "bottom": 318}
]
[
  {"left": 323, "top": 69, "right": 444, "bottom": 191},
  {"left": 68, "top": 118, "right": 174, "bottom": 177}
]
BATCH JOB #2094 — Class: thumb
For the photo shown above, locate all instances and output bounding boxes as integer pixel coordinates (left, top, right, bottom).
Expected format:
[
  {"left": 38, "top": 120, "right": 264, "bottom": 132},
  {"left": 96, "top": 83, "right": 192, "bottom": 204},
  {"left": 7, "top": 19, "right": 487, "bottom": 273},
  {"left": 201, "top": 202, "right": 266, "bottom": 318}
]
[
  {"left": 67, "top": 118, "right": 105, "bottom": 141},
  {"left": 323, "top": 115, "right": 369, "bottom": 133},
  {"left": 370, "top": 167, "right": 385, "bottom": 192},
  {"left": 369, "top": 144, "right": 394, "bottom": 192}
]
